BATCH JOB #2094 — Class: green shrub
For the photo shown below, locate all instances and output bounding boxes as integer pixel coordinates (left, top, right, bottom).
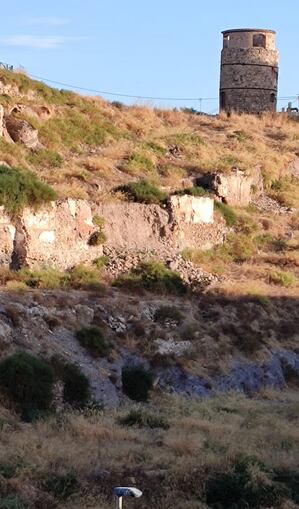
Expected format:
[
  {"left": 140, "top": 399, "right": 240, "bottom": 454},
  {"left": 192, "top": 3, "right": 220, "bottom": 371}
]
[
  {"left": 76, "top": 326, "right": 111, "bottom": 357},
  {"left": 27, "top": 149, "right": 63, "bottom": 169},
  {"left": 122, "top": 153, "right": 155, "bottom": 175},
  {"left": 0, "top": 353, "right": 54, "bottom": 419},
  {"left": 214, "top": 201, "right": 237, "bottom": 227},
  {"left": 174, "top": 186, "right": 208, "bottom": 197},
  {"left": 88, "top": 230, "right": 107, "bottom": 246},
  {"left": 92, "top": 215, "right": 105, "bottom": 228},
  {"left": 119, "top": 408, "right": 169, "bottom": 429},
  {"left": 19, "top": 268, "right": 68, "bottom": 289},
  {"left": 92, "top": 255, "right": 109, "bottom": 269},
  {"left": 67, "top": 264, "right": 103, "bottom": 290},
  {"left": 122, "top": 366, "right": 153, "bottom": 402},
  {"left": 154, "top": 305, "right": 184, "bottom": 325},
  {"left": 115, "top": 180, "right": 167, "bottom": 204},
  {"left": 114, "top": 261, "right": 187, "bottom": 295},
  {"left": 0, "top": 165, "right": 56, "bottom": 214},
  {"left": 45, "top": 472, "right": 78, "bottom": 500},
  {"left": 182, "top": 232, "right": 255, "bottom": 270},
  {"left": 62, "top": 363, "right": 90, "bottom": 407},
  {"left": 269, "top": 271, "right": 296, "bottom": 288},
  {"left": 205, "top": 458, "right": 287, "bottom": 509},
  {"left": 226, "top": 233, "right": 256, "bottom": 262}
]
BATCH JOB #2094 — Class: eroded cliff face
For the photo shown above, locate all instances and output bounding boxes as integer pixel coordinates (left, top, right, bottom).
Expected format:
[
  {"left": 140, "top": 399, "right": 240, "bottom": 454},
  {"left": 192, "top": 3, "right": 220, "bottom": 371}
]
[
  {"left": 0, "top": 200, "right": 103, "bottom": 270},
  {"left": 0, "top": 196, "right": 225, "bottom": 270}
]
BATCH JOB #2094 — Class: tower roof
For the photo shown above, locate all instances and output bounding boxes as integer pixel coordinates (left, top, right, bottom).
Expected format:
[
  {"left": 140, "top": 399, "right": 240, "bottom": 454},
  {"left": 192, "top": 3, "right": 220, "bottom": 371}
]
[{"left": 222, "top": 28, "right": 276, "bottom": 35}]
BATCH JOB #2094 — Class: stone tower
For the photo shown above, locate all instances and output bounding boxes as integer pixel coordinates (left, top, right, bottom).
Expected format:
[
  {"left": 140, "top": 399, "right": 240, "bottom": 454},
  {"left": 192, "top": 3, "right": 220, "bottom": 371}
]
[{"left": 220, "top": 28, "right": 279, "bottom": 113}]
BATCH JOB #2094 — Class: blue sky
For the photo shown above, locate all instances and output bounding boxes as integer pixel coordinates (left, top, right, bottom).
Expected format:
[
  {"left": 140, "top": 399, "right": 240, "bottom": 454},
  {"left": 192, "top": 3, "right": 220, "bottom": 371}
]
[{"left": 1, "top": 0, "right": 299, "bottom": 112}]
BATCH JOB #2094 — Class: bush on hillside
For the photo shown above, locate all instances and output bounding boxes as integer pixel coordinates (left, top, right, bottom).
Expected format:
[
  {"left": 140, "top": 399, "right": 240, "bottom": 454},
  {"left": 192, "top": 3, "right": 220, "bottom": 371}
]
[
  {"left": 45, "top": 472, "right": 79, "bottom": 500},
  {"left": 0, "top": 165, "right": 56, "bottom": 215},
  {"left": 76, "top": 326, "right": 111, "bottom": 357},
  {"left": 174, "top": 186, "right": 208, "bottom": 197},
  {"left": 67, "top": 264, "right": 103, "bottom": 290},
  {"left": 122, "top": 366, "right": 153, "bottom": 402},
  {"left": 154, "top": 305, "right": 184, "bottom": 325},
  {"left": 92, "top": 255, "right": 109, "bottom": 269},
  {"left": 214, "top": 201, "right": 237, "bottom": 227},
  {"left": 115, "top": 180, "right": 168, "bottom": 204},
  {"left": 121, "top": 153, "right": 155, "bottom": 175},
  {"left": 0, "top": 353, "right": 54, "bottom": 419},
  {"left": 62, "top": 363, "right": 90, "bottom": 407},
  {"left": 269, "top": 270, "right": 296, "bottom": 288},
  {"left": 19, "top": 267, "right": 69, "bottom": 289},
  {"left": 205, "top": 458, "right": 287, "bottom": 509},
  {"left": 88, "top": 230, "right": 107, "bottom": 246},
  {"left": 118, "top": 408, "right": 169, "bottom": 429},
  {"left": 113, "top": 261, "right": 187, "bottom": 295}
]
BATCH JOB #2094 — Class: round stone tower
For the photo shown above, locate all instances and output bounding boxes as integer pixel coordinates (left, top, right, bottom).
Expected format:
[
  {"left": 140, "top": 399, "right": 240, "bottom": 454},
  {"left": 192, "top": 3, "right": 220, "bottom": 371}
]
[{"left": 220, "top": 28, "right": 279, "bottom": 113}]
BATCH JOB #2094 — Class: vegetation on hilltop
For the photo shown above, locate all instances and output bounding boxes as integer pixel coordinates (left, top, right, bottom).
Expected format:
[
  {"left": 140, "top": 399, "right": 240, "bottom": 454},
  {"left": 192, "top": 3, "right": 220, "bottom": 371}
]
[{"left": 0, "top": 69, "right": 298, "bottom": 210}]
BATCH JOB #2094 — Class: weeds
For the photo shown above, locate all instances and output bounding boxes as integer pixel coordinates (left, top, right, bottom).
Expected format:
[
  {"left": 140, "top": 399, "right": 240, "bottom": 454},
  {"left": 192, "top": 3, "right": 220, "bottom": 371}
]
[
  {"left": 118, "top": 408, "right": 169, "bottom": 429},
  {"left": 154, "top": 305, "right": 184, "bottom": 325},
  {"left": 45, "top": 472, "right": 78, "bottom": 500},
  {"left": 269, "top": 270, "right": 297, "bottom": 288},
  {"left": 114, "top": 261, "right": 187, "bottom": 295},
  {"left": 121, "top": 153, "right": 155, "bottom": 175},
  {"left": 27, "top": 149, "right": 63, "bottom": 169},
  {"left": 214, "top": 201, "right": 237, "bottom": 227},
  {"left": 115, "top": 180, "right": 167, "bottom": 204}
]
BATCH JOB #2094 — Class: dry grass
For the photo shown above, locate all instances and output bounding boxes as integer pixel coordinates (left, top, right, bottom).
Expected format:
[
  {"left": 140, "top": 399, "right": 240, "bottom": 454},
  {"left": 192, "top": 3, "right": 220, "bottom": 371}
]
[
  {"left": 1, "top": 70, "right": 299, "bottom": 204},
  {"left": 0, "top": 392, "right": 298, "bottom": 509}
]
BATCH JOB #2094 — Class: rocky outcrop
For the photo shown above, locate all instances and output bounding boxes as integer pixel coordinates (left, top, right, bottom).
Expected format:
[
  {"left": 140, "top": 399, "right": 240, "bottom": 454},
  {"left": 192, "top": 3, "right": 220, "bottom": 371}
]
[
  {"left": 0, "top": 288, "right": 297, "bottom": 405},
  {"left": 4, "top": 114, "right": 41, "bottom": 149},
  {"left": 169, "top": 195, "right": 214, "bottom": 224},
  {"left": 197, "top": 167, "right": 263, "bottom": 206},
  {"left": 9, "top": 104, "right": 52, "bottom": 120}
]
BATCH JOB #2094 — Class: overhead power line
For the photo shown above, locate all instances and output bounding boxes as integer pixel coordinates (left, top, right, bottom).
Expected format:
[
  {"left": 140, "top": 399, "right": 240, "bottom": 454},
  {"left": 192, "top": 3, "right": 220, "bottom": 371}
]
[
  {"left": 28, "top": 73, "right": 218, "bottom": 102},
  {"left": 28, "top": 74, "right": 299, "bottom": 104}
]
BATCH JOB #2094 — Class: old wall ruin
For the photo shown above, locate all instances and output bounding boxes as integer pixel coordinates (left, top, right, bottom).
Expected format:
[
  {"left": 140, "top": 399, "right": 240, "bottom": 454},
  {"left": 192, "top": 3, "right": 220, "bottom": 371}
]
[{"left": 0, "top": 196, "right": 222, "bottom": 270}]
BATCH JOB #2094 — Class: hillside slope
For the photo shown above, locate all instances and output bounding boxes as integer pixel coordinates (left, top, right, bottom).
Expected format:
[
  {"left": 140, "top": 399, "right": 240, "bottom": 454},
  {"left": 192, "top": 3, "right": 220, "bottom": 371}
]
[{"left": 0, "top": 69, "right": 298, "bottom": 509}]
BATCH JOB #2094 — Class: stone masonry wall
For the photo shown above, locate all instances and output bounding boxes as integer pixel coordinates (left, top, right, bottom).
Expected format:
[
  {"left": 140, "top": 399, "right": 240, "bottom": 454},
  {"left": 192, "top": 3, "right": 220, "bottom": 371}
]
[{"left": 220, "top": 30, "right": 279, "bottom": 113}]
